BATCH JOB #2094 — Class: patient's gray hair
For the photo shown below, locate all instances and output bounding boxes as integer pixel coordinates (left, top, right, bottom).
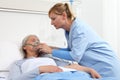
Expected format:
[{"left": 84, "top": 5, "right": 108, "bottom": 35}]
[{"left": 21, "top": 34, "right": 38, "bottom": 58}]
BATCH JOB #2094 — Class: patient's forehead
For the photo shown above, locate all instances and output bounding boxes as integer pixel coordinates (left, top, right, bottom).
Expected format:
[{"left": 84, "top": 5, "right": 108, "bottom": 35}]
[{"left": 27, "top": 35, "right": 40, "bottom": 43}]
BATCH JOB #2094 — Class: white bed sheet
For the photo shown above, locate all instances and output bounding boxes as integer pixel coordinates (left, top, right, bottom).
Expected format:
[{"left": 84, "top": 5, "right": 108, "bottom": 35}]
[{"left": 0, "top": 71, "right": 9, "bottom": 80}]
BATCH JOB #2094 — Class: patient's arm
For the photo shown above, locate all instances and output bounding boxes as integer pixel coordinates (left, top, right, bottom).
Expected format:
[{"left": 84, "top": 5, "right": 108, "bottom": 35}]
[
  {"left": 8, "top": 61, "right": 62, "bottom": 80},
  {"left": 8, "top": 61, "right": 40, "bottom": 80},
  {"left": 39, "top": 65, "right": 63, "bottom": 73},
  {"left": 64, "top": 64, "right": 101, "bottom": 79}
]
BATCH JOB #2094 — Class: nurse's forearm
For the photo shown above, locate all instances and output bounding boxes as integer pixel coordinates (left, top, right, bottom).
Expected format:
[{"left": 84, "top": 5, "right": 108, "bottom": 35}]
[{"left": 52, "top": 49, "right": 74, "bottom": 60}]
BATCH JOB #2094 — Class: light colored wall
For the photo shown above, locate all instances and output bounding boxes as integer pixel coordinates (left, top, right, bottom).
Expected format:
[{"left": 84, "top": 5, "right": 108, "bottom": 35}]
[
  {"left": 118, "top": 0, "right": 120, "bottom": 57},
  {"left": 102, "top": 0, "right": 119, "bottom": 57},
  {"left": 79, "top": 0, "right": 103, "bottom": 36},
  {"left": 0, "top": 11, "right": 67, "bottom": 47},
  {"left": 78, "top": 0, "right": 120, "bottom": 58}
]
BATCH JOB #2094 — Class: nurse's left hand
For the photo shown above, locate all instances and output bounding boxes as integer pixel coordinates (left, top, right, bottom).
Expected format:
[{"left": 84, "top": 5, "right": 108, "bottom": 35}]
[
  {"left": 38, "top": 43, "right": 52, "bottom": 54},
  {"left": 65, "top": 64, "right": 101, "bottom": 79}
]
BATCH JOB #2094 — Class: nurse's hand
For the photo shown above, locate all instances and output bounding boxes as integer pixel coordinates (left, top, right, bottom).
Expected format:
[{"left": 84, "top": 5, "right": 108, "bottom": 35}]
[
  {"left": 38, "top": 43, "right": 52, "bottom": 54},
  {"left": 64, "top": 64, "right": 101, "bottom": 79},
  {"left": 87, "top": 68, "right": 101, "bottom": 79}
]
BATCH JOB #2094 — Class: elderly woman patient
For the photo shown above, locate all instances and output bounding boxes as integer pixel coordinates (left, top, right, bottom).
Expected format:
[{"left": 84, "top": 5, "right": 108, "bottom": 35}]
[{"left": 8, "top": 35, "right": 101, "bottom": 80}]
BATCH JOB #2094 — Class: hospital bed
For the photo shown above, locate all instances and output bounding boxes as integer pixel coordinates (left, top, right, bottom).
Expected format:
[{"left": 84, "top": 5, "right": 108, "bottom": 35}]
[{"left": 0, "top": 71, "right": 8, "bottom": 80}]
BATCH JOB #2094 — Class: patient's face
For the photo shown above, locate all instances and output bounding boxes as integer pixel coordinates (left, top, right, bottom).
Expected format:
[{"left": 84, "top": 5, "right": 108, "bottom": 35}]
[
  {"left": 23, "top": 35, "right": 40, "bottom": 57},
  {"left": 26, "top": 36, "right": 40, "bottom": 47}
]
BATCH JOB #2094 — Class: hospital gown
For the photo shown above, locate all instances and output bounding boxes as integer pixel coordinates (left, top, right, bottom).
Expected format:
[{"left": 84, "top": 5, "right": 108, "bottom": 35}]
[{"left": 7, "top": 57, "right": 78, "bottom": 80}]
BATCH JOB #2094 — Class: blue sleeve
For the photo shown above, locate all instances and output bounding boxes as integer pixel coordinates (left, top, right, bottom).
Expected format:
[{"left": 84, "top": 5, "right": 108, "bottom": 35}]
[
  {"left": 59, "top": 48, "right": 69, "bottom": 51},
  {"left": 52, "top": 49, "right": 74, "bottom": 61},
  {"left": 8, "top": 61, "right": 39, "bottom": 80}
]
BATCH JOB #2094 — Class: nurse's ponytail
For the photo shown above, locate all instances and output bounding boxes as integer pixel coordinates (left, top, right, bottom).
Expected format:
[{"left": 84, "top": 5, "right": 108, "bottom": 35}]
[
  {"left": 64, "top": 3, "right": 75, "bottom": 20},
  {"left": 48, "top": 3, "right": 75, "bottom": 20}
]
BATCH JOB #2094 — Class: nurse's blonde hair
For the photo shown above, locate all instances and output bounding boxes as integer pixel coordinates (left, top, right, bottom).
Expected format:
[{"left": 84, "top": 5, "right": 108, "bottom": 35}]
[{"left": 49, "top": 3, "right": 75, "bottom": 20}]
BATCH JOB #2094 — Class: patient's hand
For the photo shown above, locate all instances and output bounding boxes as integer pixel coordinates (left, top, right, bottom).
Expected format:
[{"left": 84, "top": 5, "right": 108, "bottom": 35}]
[
  {"left": 64, "top": 64, "right": 101, "bottom": 79},
  {"left": 39, "top": 65, "right": 63, "bottom": 73}
]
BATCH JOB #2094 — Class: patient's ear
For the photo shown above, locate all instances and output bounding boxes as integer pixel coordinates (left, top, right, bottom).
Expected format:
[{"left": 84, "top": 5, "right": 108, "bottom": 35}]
[
  {"left": 23, "top": 46, "right": 26, "bottom": 50},
  {"left": 23, "top": 45, "right": 28, "bottom": 50}
]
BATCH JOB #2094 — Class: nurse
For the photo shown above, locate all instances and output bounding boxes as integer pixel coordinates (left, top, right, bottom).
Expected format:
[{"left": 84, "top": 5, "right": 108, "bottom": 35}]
[{"left": 39, "top": 3, "right": 120, "bottom": 79}]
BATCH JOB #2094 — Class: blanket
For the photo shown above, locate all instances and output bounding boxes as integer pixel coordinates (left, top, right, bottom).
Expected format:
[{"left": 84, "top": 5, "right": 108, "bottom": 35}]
[
  {"left": 35, "top": 71, "right": 93, "bottom": 80},
  {"left": 34, "top": 71, "right": 116, "bottom": 80}
]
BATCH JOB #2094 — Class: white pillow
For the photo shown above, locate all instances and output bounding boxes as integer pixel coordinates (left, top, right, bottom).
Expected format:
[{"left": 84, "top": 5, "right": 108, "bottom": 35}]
[
  {"left": 0, "top": 41, "right": 22, "bottom": 70},
  {"left": 21, "top": 57, "right": 57, "bottom": 73}
]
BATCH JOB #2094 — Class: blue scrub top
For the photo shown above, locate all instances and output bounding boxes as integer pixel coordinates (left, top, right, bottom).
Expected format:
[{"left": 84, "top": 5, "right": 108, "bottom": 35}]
[{"left": 52, "top": 18, "right": 120, "bottom": 79}]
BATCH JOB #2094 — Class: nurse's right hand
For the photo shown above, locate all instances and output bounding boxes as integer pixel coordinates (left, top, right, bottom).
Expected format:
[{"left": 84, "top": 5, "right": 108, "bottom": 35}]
[{"left": 37, "top": 43, "right": 53, "bottom": 54}]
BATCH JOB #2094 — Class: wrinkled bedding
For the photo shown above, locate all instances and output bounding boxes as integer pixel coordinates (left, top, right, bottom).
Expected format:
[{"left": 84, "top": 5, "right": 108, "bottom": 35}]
[{"left": 34, "top": 71, "right": 116, "bottom": 80}]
